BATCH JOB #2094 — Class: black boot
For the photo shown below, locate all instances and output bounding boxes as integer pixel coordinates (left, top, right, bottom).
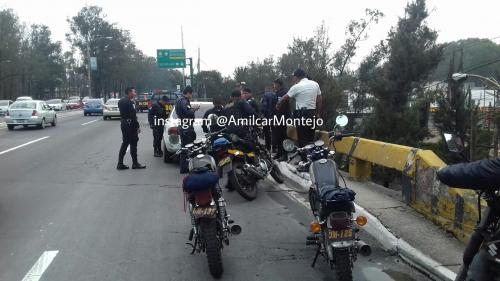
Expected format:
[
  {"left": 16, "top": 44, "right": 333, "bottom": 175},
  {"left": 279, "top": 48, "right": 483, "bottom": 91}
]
[
  {"left": 154, "top": 150, "right": 162, "bottom": 157},
  {"left": 132, "top": 163, "right": 146, "bottom": 169},
  {"left": 117, "top": 163, "right": 129, "bottom": 170}
]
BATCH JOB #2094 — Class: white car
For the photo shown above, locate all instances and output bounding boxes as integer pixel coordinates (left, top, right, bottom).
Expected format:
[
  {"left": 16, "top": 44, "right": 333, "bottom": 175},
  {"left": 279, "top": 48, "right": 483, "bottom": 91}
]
[
  {"left": 5, "top": 100, "right": 57, "bottom": 130},
  {"left": 0, "top": 100, "right": 13, "bottom": 116},
  {"left": 162, "top": 101, "right": 212, "bottom": 162},
  {"left": 16, "top": 96, "right": 33, "bottom": 101},
  {"left": 46, "top": 99, "right": 67, "bottom": 111},
  {"left": 103, "top": 98, "right": 120, "bottom": 120}
]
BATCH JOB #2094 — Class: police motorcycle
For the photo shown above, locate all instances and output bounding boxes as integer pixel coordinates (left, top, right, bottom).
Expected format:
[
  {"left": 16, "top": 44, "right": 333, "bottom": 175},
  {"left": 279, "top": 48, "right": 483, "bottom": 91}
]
[
  {"left": 437, "top": 133, "right": 500, "bottom": 281},
  {"left": 226, "top": 126, "right": 284, "bottom": 201},
  {"left": 178, "top": 133, "right": 242, "bottom": 278},
  {"left": 282, "top": 115, "right": 371, "bottom": 281}
]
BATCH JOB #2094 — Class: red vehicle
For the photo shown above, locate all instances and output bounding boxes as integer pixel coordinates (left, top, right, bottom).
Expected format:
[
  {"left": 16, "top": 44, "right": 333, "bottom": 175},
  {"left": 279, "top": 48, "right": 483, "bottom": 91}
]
[{"left": 66, "top": 99, "right": 83, "bottom": 109}]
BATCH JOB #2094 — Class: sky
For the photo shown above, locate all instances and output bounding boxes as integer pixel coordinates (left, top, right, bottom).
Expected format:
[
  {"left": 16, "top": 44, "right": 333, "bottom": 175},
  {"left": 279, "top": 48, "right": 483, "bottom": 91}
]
[{"left": 1, "top": 0, "right": 499, "bottom": 76}]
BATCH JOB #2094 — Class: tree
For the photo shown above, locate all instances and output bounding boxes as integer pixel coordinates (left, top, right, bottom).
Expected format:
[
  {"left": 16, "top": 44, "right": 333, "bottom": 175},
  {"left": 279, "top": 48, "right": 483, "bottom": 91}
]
[
  {"left": 0, "top": 9, "right": 24, "bottom": 99},
  {"left": 360, "top": 0, "right": 443, "bottom": 145}
]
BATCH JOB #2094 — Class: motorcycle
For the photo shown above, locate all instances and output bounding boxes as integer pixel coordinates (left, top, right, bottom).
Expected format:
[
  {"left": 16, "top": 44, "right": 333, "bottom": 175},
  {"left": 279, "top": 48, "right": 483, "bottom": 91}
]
[
  {"left": 282, "top": 115, "right": 371, "bottom": 281},
  {"left": 438, "top": 133, "right": 500, "bottom": 281},
  {"left": 179, "top": 135, "right": 242, "bottom": 278}
]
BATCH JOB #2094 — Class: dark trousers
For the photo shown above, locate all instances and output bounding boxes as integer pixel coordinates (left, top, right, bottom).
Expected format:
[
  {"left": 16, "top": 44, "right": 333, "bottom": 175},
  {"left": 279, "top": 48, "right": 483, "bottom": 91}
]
[
  {"left": 179, "top": 127, "right": 196, "bottom": 173},
  {"left": 118, "top": 125, "right": 139, "bottom": 164},
  {"left": 272, "top": 124, "right": 287, "bottom": 156},
  {"left": 152, "top": 126, "right": 164, "bottom": 152},
  {"left": 294, "top": 109, "right": 316, "bottom": 147},
  {"left": 263, "top": 125, "right": 272, "bottom": 151}
]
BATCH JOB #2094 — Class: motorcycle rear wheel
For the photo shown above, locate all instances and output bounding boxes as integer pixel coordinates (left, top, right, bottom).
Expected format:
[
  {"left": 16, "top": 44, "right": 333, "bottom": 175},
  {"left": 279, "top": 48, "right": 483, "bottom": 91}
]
[
  {"left": 200, "top": 218, "right": 223, "bottom": 278},
  {"left": 335, "top": 249, "right": 353, "bottom": 281},
  {"left": 229, "top": 160, "right": 257, "bottom": 201}
]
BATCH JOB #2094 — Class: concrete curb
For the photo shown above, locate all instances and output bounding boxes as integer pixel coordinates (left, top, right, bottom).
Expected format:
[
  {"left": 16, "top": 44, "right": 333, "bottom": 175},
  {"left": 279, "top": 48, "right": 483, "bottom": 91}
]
[{"left": 276, "top": 161, "right": 457, "bottom": 281}]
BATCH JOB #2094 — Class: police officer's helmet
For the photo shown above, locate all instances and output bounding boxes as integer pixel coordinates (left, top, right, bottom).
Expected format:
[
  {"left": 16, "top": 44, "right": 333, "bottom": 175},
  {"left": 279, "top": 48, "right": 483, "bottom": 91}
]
[{"left": 189, "top": 154, "right": 217, "bottom": 173}]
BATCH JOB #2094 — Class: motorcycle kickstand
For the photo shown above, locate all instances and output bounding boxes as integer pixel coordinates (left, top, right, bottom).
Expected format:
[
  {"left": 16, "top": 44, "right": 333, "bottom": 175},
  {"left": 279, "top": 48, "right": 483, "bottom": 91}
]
[{"left": 311, "top": 245, "right": 321, "bottom": 268}]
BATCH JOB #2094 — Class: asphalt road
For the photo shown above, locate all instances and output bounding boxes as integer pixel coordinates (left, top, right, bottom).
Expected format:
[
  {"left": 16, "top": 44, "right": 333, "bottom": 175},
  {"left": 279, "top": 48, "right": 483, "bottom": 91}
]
[{"left": 0, "top": 112, "right": 430, "bottom": 281}]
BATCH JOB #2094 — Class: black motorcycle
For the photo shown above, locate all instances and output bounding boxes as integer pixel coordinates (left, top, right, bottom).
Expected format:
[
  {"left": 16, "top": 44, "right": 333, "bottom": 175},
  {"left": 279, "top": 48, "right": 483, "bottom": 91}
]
[
  {"left": 221, "top": 127, "right": 284, "bottom": 201},
  {"left": 283, "top": 115, "right": 371, "bottom": 281},
  {"left": 179, "top": 136, "right": 242, "bottom": 278},
  {"left": 438, "top": 133, "right": 500, "bottom": 281}
]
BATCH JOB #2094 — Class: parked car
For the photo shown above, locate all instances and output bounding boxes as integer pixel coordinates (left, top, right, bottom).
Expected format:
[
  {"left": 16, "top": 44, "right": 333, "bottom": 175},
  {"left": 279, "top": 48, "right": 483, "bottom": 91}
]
[
  {"left": 5, "top": 100, "right": 57, "bottom": 130},
  {"left": 66, "top": 99, "right": 83, "bottom": 109},
  {"left": 46, "top": 99, "right": 67, "bottom": 111},
  {"left": 135, "top": 93, "right": 151, "bottom": 112},
  {"left": 16, "top": 96, "right": 33, "bottom": 101},
  {"left": 103, "top": 98, "right": 120, "bottom": 120},
  {"left": 84, "top": 99, "right": 104, "bottom": 116},
  {"left": 0, "top": 100, "right": 13, "bottom": 116},
  {"left": 162, "top": 101, "right": 212, "bottom": 162}
]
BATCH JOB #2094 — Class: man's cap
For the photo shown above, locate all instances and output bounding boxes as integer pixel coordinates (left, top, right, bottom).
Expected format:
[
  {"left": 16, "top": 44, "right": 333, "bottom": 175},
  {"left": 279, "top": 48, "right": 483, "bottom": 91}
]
[
  {"left": 292, "top": 68, "right": 306, "bottom": 78},
  {"left": 183, "top": 86, "right": 193, "bottom": 95},
  {"left": 231, "top": 90, "right": 241, "bottom": 97},
  {"left": 161, "top": 95, "right": 169, "bottom": 102}
]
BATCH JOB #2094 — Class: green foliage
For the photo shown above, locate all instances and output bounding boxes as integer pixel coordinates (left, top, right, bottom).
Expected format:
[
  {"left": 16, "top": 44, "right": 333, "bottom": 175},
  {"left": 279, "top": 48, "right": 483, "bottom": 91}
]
[
  {"left": 359, "top": 0, "right": 443, "bottom": 146},
  {"left": 431, "top": 38, "right": 500, "bottom": 81}
]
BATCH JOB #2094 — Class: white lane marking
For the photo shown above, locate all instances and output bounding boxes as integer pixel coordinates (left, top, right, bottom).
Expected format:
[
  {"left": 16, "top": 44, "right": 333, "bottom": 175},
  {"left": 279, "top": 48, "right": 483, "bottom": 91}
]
[
  {"left": 0, "top": 136, "right": 50, "bottom": 156},
  {"left": 81, "top": 119, "right": 99, "bottom": 126},
  {"left": 21, "top": 250, "right": 59, "bottom": 281}
]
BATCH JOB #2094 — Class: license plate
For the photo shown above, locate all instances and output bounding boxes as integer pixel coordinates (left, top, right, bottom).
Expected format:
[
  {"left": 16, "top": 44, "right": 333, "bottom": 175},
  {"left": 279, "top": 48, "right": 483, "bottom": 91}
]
[
  {"left": 328, "top": 229, "right": 353, "bottom": 240},
  {"left": 218, "top": 157, "right": 231, "bottom": 167},
  {"left": 192, "top": 206, "right": 217, "bottom": 218}
]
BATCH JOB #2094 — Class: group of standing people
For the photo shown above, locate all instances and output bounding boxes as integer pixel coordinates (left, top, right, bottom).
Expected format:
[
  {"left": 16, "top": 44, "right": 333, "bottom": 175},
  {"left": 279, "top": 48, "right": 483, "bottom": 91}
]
[{"left": 115, "top": 68, "right": 322, "bottom": 172}]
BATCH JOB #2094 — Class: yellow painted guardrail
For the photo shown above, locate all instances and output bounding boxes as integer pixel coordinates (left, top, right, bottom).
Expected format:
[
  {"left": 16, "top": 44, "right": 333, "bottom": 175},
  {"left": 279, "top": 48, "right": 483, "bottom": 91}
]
[{"left": 287, "top": 127, "right": 480, "bottom": 243}]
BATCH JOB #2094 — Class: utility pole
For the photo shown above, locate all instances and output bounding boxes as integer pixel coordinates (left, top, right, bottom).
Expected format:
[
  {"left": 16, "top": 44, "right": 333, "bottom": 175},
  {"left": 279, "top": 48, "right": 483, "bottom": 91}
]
[
  {"left": 181, "top": 26, "right": 185, "bottom": 88},
  {"left": 86, "top": 38, "right": 92, "bottom": 98}
]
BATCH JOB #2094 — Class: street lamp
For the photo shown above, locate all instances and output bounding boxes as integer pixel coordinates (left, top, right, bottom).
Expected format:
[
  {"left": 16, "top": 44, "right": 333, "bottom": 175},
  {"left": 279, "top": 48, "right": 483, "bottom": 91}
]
[{"left": 86, "top": 36, "right": 113, "bottom": 98}]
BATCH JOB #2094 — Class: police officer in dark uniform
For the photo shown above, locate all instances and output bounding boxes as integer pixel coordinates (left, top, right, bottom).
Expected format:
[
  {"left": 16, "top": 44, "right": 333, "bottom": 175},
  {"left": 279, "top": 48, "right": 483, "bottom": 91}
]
[
  {"left": 202, "top": 96, "right": 225, "bottom": 133},
  {"left": 241, "top": 87, "right": 260, "bottom": 116},
  {"left": 223, "top": 90, "right": 256, "bottom": 139},
  {"left": 117, "top": 87, "right": 146, "bottom": 170},
  {"left": 175, "top": 86, "right": 199, "bottom": 173},
  {"left": 148, "top": 95, "right": 169, "bottom": 157}
]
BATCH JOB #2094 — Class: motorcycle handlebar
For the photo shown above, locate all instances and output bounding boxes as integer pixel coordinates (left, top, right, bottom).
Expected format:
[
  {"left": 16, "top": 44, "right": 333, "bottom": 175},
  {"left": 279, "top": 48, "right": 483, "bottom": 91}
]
[{"left": 328, "top": 131, "right": 356, "bottom": 140}]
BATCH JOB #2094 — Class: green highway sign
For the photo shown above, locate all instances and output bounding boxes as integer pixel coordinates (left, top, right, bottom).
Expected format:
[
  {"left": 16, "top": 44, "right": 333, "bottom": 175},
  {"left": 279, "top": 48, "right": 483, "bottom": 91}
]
[{"left": 157, "top": 49, "right": 186, "bottom": 68}]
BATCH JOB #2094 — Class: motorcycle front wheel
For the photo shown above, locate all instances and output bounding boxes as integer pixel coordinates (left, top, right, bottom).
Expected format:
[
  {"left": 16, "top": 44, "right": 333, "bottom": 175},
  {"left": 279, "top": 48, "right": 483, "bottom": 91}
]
[
  {"left": 270, "top": 163, "right": 284, "bottom": 184},
  {"left": 229, "top": 159, "right": 258, "bottom": 201},
  {"left": 200, "top": 218, "right": 223, "bottom": 278}
]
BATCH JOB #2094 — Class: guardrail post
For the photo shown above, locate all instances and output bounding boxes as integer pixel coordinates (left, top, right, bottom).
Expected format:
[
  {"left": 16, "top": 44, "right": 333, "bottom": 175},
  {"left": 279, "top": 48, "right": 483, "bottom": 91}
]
[{"left": 349, "top": 158, "right": 371, "bottom": 181}]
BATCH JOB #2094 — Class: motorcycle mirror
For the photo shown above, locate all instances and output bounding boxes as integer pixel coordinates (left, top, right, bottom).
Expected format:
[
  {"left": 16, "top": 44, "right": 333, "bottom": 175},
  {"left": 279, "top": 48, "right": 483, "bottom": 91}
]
[
  {"left": 314, "top": 140, "right": 324, "bottom": 147},
  {"left": 282, "top": 139, "right": 296, "bottom": 152},
  {"left": 444, "top": 133, "right": 464, "bottom": 153},
  {"left": 335, "top": 114, "right": 349, "bottom": 127}
]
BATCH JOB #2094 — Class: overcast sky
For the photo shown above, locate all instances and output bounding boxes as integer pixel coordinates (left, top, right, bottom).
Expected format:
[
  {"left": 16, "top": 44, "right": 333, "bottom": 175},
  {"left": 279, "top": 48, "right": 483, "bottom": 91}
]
[{"left": 1, "top": 0, "right": 499, "bottom": 76}]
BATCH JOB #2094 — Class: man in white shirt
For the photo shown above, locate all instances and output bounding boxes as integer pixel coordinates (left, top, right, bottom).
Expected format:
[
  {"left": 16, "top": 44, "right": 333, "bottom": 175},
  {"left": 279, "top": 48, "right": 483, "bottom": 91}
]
[{"left": 276, "top": 69, "right": 322, "bottom": 147}]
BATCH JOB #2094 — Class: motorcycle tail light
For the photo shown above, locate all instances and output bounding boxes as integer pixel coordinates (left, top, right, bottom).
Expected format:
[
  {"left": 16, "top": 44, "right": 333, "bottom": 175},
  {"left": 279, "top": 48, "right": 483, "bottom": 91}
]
[
  {"left": 310, "top": 220, "right": 321, "bottom": 234},
  {"left": 329, "top": 212, "right": 351, "bottom": 230},
  {"left": 168, "top": 127, "right": 178, "bottom": 135},
  {"left": 32, "top": 110, "right": 37, "bottom": 116},
  {"left": 194, "top": 190, "right": 213, "bottom": 207}
]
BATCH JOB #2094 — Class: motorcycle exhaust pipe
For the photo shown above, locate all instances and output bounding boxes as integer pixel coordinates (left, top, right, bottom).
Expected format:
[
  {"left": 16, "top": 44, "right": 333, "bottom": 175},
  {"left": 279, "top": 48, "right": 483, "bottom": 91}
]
[
  {"left": 230, "top": 225, "right": 242, "bottom": 235},
  {"left": 243, "top": 164, "right": 265, "bottom": 180},
  {"left": 356, "top": 240, "right": 372, "bottom": 257}
]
